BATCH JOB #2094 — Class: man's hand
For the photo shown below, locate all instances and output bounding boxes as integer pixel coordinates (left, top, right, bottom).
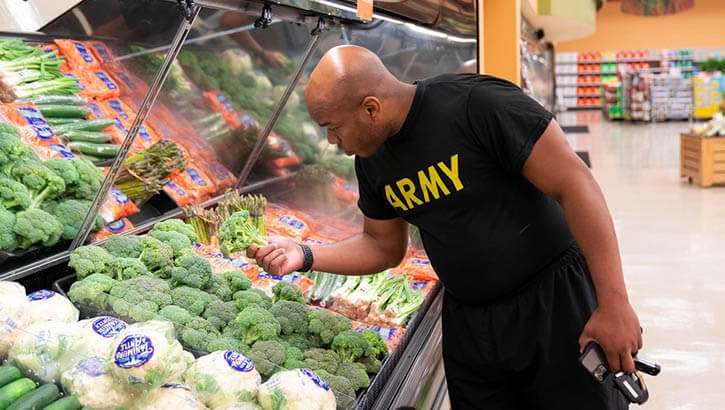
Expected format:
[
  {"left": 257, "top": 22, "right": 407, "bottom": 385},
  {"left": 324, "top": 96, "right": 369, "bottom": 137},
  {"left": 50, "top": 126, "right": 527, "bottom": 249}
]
[
  {"left": 578, "top": 302, "right": 643, "bottom": 373},
  {"left": 259, "top": 50, "right": 288, "bottom": 68},
  {"left": 247, "top": 236, "right": 303, "bottom": 275}
]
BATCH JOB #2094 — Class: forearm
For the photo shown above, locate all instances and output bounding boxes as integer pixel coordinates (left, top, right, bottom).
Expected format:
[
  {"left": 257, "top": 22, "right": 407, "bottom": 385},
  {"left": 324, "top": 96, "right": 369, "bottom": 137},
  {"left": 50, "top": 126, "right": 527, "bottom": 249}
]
[{"left": 308, "top": 232, "right": 406, "bottom": 275}]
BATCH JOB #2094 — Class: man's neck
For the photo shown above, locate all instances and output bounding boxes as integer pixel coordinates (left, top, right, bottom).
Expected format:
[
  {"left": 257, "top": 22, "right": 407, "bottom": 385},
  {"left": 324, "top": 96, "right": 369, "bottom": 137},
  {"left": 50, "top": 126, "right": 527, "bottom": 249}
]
[{"left": 388, "top": 83, "right": 418, "bottom": 137}]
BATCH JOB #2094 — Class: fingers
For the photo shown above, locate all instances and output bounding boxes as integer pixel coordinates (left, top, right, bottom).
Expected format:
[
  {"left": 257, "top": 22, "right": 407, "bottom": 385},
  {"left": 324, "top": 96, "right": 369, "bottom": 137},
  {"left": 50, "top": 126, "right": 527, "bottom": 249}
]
[
  {"left": 246, "top": 244, "right": 259, "bottom": 259},
  {"left": 261, "top": 248, "right": 286, "bottom": 273},
  {"left": 620, "top": 351, "right": 636, "bottom": 374},
  {"left": 268, "top": 253, "right": 289, "bottom": 275},
  {"left": 604, "top": 346, "right": 622, "bottom": 373},
  {"left": 578, "top": 334, "right": 593, "bottom": 354}
]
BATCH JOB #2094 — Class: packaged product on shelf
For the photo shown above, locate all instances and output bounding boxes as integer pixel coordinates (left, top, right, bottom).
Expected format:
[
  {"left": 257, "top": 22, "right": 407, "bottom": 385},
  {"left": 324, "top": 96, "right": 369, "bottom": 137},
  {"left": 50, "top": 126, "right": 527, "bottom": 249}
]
[
  {"left": 86, "top": 40, "right": 116, "bottom": 65},
  {"left": 330, "top": 175, "right": 359, "bottom": 203},
  {"left": 203, "top": 90, "right": 243, "bottom": 128},
  {"left": 397, "top": 255, "right": 438, "bottom": 281},
  {"left": 352, "top": 321, "right": 406, "bottom": 352},
  {"left": 54, "top": 39, "right": 101, "bottom": 71},
  {"left": 301, "top": 234, "right": 336, "bottom": 246},
  {"left": 108, "top": 67, "right": 150, "bottom": 102},
  {"left": 89, "top": 217, "right": 135, "bottom": 241},
  {"left": 251, "top": 272, "right": 315, "bottom": 295},
  {"left": 171, "top": 165, "right": 217, "bottom": 202},
  {"left": 265, "top": 203, "right": 312, "bottom": 241},
  {"left": 75, "top": 70, "right": 121, "bottom": 100},
  {"left": 1, "top": 102, "right": 62, "bottom": 147},
  {"left": 195, "top": 159, "right": 237, "bottom": 194},
  {"left": 164, "top": 180, "right": 194, "bottom": 206},
  {"left": 268, "top": 134, "right": 300, "bottom": 168},
  {"left": 100, "top": 187, "right": 140, "bottom": 223},
  {"left": 0, "top": 281, "right": 31, "bottom": 356},
  {"left": 26, "top": 289, "right": 80, "bottom": 323}
]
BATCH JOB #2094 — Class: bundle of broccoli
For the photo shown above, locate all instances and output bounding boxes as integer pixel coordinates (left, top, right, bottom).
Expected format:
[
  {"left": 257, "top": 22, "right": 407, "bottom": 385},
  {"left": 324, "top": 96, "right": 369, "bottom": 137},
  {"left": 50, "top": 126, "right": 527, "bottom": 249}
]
[{"left": 0, "top": 124, "right": 105, "bottom": 251}]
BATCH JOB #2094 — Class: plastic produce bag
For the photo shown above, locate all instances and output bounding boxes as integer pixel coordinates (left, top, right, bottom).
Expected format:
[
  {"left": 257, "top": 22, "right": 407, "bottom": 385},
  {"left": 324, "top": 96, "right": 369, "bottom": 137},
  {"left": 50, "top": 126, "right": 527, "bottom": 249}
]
[
  {"left": 184, "top": 350, "right": 262, "bottom": 408},
  {"left": 257, "top": 369, "right": 336, "bottom": 410},
  {"left": 26, "top": 289, "right": 80, "bottom": 324},
  {"left": 0, "top": 281, "right": 31, "bottom": 357},
  {"left": 61, "top": 356, "right": 131, "bottom": 410},
  {"left": 74, "top": 316, "right": 128, "bottom": 358},
  {"left": 135, "top": 383, "right": 207, "bottom": 410}
]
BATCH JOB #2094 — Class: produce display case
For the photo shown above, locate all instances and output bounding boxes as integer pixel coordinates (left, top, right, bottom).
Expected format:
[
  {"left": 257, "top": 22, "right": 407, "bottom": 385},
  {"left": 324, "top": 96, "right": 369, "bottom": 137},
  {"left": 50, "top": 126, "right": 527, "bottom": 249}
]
[{"left": 0, "top": 0, "right": 476, "bottom": 408}]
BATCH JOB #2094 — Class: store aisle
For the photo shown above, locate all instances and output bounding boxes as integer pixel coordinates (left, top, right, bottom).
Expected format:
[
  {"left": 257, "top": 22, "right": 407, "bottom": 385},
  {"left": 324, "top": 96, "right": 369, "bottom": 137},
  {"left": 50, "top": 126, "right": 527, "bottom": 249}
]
[{"left": 566, "top": 113, "right": 725, "bottom": 409}]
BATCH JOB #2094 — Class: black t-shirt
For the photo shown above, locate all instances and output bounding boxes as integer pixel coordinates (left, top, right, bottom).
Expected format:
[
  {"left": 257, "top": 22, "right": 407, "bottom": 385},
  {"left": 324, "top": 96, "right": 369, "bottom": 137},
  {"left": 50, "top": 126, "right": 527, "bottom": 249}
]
[{"left": 355, "top": 73, "right": 574, "bottom": 304}]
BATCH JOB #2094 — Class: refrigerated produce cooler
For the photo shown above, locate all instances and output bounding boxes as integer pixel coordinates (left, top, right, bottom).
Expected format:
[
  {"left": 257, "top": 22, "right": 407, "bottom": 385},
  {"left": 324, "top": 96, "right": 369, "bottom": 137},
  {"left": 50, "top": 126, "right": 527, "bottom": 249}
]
[{"left": 0, "top": 0, "right": 476, "bottom": 408}]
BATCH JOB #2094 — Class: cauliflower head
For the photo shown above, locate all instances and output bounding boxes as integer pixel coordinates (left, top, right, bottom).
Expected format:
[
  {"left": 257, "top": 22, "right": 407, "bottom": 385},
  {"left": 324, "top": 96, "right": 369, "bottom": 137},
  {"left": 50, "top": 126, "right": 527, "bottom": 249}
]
[
  {"left": 136, "top": 383, "right": 207, "bottom": 410},
  {"left": 257, "top": 368, "right": 336, "bottom": 410},
  {"left": 73, "top": 316, "right": 128, "bottom": 358},
  {"left": 26, "top": 289, "right": 79, "bottom": 324},
  {"left": 0, "top": 281, "right": 31, "bottom": 357},
  {"left": 61, "top": 356, "right": 131, "bottom": 410},
  {"left": 185, "top": 350, "right": 262, "bottom": 408}
]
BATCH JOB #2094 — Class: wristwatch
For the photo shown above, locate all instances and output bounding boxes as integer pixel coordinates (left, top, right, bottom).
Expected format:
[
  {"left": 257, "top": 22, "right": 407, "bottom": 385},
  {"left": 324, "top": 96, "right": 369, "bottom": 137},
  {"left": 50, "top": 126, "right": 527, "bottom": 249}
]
[{"left": 299, "top": 244, "right": 314, "bottom": 272}]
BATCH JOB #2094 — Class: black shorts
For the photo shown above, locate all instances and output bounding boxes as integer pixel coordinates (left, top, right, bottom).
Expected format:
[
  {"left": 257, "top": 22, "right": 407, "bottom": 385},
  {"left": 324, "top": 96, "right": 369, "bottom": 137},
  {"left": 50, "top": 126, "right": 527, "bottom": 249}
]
[{"left": 442, "top": 245, "right": 629, "bottom": 410}]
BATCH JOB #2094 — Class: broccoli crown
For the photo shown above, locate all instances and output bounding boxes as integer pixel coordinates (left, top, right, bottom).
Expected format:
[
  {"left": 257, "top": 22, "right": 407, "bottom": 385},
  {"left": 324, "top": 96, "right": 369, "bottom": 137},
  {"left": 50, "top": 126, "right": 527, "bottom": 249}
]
[
  {"left": 332, "top": 330, "right": 371, "bottom": 363},
  {"left": 308, "top": 309, "right": 353, "bottom": 347},
  {"left": 0, "top": 132, "right": 28, "bottom": 173},
  {"left": 271, "top": 281, "right": 305, "bottom": 305},
  {"left": 67, "top": 273, "right": 117, "bottom": 308},
  {"left": 0, "top": 206, "right": 18, "bottom": 251},
  {"left": 158, "top": 305, "right": 193, "bottom": 326},
  {"left": 235, "top": 304, "right": 281, "bottom": 346},
  {"left": 103, "top": 234, "right": 143, "bottom": 258},
  {"left": 222, "top": 320, "right": 246, "bottom": 340},
  {"left": 53, "top": 199, "right": 103, "bottom": 240},
  {"left": 180, "top": 327, "right": 214, "bottom": 352},
  {"left": 247, "top": 340, "right": 285, "bottom": 377},
  {"left": 204, "top": 275, "right": 233, "bottom": 302},
  {"left": 44, "top": 158, "right": 79, "bottom": 187},
  {"left": 280, "top": 333, "right": 313, "bottom": 352},
  {"left": 218, "top": 210, "right": 265, "bottom": 257},
  {"left": 221, "top": 270, "right": 252, "bottom": 292},
  {"left": 186, "top": 316, "right": 220, "bottom": 336},
  {"left": 13, "top": 208, "right": 63, "bottom": 249},
  {"left": 151, "top": 218, "right": 198, "bottom": 242},
  {"left": 171, "top": 286, "right": 212, "bottom": 316},
  {"left": 362, "top": 329, "right": 388, "bottom": 360},
  {"left": 314, "top": 369, "right": 356, "bottom": 409},
  {"left": 12, "top": 160, "right": 65, "bottom": 207},
  {"left": 336, "top": 362, "right": 370, "bottom": 391},
  {"left": 148, "top": 229, "right": 191, "bottom": 258},
  {"left": 359, "top": 355, "right": 382, "bottom": 374},
  {"left": 171, "top": 252, "right": 212, "bottom": 289},
  {"left": 303, "top": 348, "right": 340, "bottom": 375},
  {"left": 284, "top": 358, "right": 307, "bottom": 370},
  {"left": 68, "top": 245, "right": 114, "bottom": 280},
  {"left": 109, "top": 257, "right": 149, "bottom": 280},
  {"left": 269, "top": 300, "right": 309, "bottom": 336},
  {"left": 109, "top": 275, "right": 173, "bottom": 307},
  {"left": 202, "top": 300, "right": 238, "bottom": 330},
  {"left": 139, "top": 236, "right": 174, "bottom": 278},
  {"left": 127, "top": 300, "right": 159, "bottom": 322},
  {"left": 0, "top": 176, "right": 30, "bottom": 210},
  {"left": 205, "top": 337, "right": 246, "bottom": 353},
  {"left": 233, "top": 289, "right": 272, "bottom": 311},
  {"left": 68, "top": 158, "right": 102, "bottom": 201}
]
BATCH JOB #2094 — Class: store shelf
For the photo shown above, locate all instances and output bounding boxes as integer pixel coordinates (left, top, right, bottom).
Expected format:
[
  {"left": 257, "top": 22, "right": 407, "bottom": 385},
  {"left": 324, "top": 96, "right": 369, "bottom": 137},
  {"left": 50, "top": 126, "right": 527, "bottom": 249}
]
[
  {"left": 557, "top": 72, "right": 618, "bottom": 76},
  {"left": 556, "top": 57, "right": 693, "bottom": 65}
]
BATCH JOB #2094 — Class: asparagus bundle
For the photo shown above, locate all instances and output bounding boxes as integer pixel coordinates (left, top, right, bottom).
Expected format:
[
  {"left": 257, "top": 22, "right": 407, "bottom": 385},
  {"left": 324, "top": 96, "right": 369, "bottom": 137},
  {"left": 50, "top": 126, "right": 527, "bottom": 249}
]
[
  {"left": 183, "top": 192, "right": 267, "bottom": 245},
  {"left": 183, "top": 205, "right": 215, "bottom": 245},
  {"left": 115, "top": 141, "right": 187, "bottom": 203}
]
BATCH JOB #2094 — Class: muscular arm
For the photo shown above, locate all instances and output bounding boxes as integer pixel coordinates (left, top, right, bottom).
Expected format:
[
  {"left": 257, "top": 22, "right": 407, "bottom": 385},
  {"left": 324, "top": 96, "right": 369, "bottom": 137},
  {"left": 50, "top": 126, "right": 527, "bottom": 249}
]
[{"left": 522, "top": 119, "right": 642, "bottom": 373}]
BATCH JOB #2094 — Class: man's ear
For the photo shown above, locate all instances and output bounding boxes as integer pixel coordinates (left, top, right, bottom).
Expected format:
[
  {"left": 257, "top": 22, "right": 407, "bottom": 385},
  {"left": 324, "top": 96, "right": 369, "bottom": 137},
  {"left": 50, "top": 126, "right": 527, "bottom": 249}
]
[{"left": 361, "top": 96, "right": 381, "bottom": 120}]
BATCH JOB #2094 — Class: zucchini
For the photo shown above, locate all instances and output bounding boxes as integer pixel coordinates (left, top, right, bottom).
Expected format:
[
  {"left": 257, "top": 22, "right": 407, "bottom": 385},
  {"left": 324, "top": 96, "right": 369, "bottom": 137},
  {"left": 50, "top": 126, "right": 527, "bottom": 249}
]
[
  {"left": 46, "top": 118, "right": 80, "bottom": 126},
  {"left": 42, "top": 396, "right": 81, "bottom": 410},
  {"left": 68, "top": 141, "right": 120, "bottom": 158},
  {"left": 0, "top": 367, "right": 20, "bottom": 389},
  {"left": 0, "top": 378, "right": 36, "bottom": 409},
  {"left": 63, "top": 131, "right": 111, "bottom": 143},
  {"left": 35, "top": 105, "right": 91, "bottom": 119},
  {"left": 30, "top": 95, "right": 87, "bottom": 105},
  {"left": 7, "top": 384, "right": 59, "bottom": 410},
  {"left": 55, "top": 119, "right": 115, "bottom": 133}
]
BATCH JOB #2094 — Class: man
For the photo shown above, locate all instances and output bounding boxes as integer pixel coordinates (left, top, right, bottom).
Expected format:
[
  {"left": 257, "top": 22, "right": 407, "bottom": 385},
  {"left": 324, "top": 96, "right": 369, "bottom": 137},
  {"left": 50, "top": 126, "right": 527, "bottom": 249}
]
[{"left": 248, "top": 45, "right": 642, "bottom": 409}]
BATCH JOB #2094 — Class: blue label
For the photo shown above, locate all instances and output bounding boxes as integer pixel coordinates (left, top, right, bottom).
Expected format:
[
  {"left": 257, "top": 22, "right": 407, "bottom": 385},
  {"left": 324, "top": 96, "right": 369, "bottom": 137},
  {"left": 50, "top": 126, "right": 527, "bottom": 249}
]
[
  {"left": 215, "top": 93, "right": 235, "bottom": 114},
  {"left": 64, "top": 73, "right": 84, "bottom": 89},
  {"left": 92, "top": 317, "right": 127, "bottom": 338},
  {"left": 50, "top": 144, "right": 76, "bottom": 159},
  {"left": 410, "top": 258, "right": 431, "bottom": 266},
  {"left": 74, "top": 42, "right": 95, "bottom": 63},
  {"left": 108, "top": 100, "right": 129, "bottom": 120},
  {"left": 77, "top": 356, "right": 105, "bottom": 377},
  {"left": 87, "top": 102, "right": 103, "bottom": 118},
  {"left": 42, "top": 46, "right": 56, "bottom": 57},
  {"left": 229, "top": 258, "right": 248, "bottom": 269},
  {"left": 300, "top": 369, "right": 329, "bottom": 391},
  {"left": 343, "top": 183, "right": 358, "bottom": 193},
  {"left": 107, "top": 219, "right": 127, "bottom": 233},
  {"left": 303, "top": 237, "right": 331, "bottom": 245},
  {"left": 207, "top": 163, "right": 231, "bottom": 180},
  {"left": 113, "top": 117, "right": 127, "bottom": 133},
  {"left": 95, "top": 71, "right": 117, "bottom": 90},
  {"left": 114, "top": 335, "right": 155, "bottom": 369},
  {"left": 279, "top": 216, "right": 304, "bottom": 230},
  {"left": 110, "top": 188, "right": 130, "bottom": 205},
  {"left": 18, "top": 107, "right": 54, "bottom": 140},
  {"left": 138, "top": 125, "right": 152, "bottom": 142},
  {"left": 281, "top": 274, "right": 300, "bottom": 283},
  {"left": 224, "top": 351, "right": 255, "bottom": 372},
  {"left": 257, "top": 272, "right": 272, "bottom": 279},
  {"left": 411, "top": 281, "right": 426, "bottom": 290},
  {"left": 114, "top": 71, "right": 136, "bottom": 90},
  {"left": 166, "top": 182, "right": 186, "bottom": 196},
  {"left": 237, "top": 113, "right": 259, "bottom": 128},
  {"left": 28, "top": 289, "right": 55, "bottom": 301},
  {"left": 92, "top": 44, "right": 112, "bottom": 62},
  {"left": 187, "top": 169, "right": 207, "bottom": 187}
]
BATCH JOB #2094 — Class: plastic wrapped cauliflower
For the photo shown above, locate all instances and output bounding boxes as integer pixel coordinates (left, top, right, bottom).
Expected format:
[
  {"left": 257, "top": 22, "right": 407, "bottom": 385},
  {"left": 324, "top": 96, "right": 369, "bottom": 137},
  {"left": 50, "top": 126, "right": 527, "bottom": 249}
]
[
  {"left": 0, "top": 281, "right": 31, "bottom": 357},
  {"left": 216, "top": 403, "right": 263, "bottom": 410},
  {"left": 136, "top": 383, "right": 208, "bottom": 410},
  {"left": 61, "top": 356, "right": 131, "bottom": 410},
  {"left": 26, "top": 289, "right": 79, "bottom": 324},
  {"left": 184, "top": 350, "right": 262, "bottom": 408},
  {"left": 108, "top": 321, "right": 187, "bottom": 389},
  {"left": 167, "top": 350, "right": 195, "bottom": 384},
  {"left": 8, "top": 320, "right": 86, "bottom": 383},
  {"left": 74, "top": 316, "right": 128, "bottom": 358},
  {"left": 257, "top": 369, "right": 336, "bottom": 410}
]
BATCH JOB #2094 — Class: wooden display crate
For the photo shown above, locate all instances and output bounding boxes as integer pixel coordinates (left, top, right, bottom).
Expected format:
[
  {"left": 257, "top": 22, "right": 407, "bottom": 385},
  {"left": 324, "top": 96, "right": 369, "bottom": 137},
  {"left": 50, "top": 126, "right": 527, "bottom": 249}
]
[{"left": 680, "top": 133, "right": 725, "bottom": 187}]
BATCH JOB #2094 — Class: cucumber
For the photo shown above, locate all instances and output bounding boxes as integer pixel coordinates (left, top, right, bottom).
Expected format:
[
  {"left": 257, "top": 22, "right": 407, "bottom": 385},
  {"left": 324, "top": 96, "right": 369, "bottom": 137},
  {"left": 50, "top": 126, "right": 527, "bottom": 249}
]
[
  {"left": 0, "top": 378, "right": 36, "bottom": 409},
  {"left": 30, "top": 95, "right": 87, "bottom": 105},
  {"left": 0, "top": 367, "right": 20, "bottom": 389},
  {"left": 42, "top": 396, "right": 81, "bottom": 410},
  {"left": 7, "top": 384, "right": 59, "bottom": 410},
  {"left": 63, "top": 131, "right": 111, "bottom": 143},
  {"left": 46, "top": 118, "right": 81, "bottom": 126},
  {"left": 68, "top": 141, "right": 120, "bottom": 158},
  {"left": 35, "top": 105, "right": 91, "bottom": 119},
  {"left": 55, "top": 119, "right": 115, "bottom": 133}
]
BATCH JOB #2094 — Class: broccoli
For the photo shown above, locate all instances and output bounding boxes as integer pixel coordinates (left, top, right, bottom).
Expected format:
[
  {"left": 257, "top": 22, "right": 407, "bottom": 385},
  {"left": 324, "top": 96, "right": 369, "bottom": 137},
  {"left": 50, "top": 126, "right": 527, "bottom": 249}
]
[
  {"left": 222, "top": 320, "right": 246, "bottom": 340},
  {"left": 0, "top": 206, "right": 18, "bottom": 251},
  {"left": 11, "top": 160, "right": 65, "bottom": 207},
  {"left": 218, "top": 210, "right": 266, "bottom": 258},
  {"left": 0, "top": 177, "right": 30, "bottom": 210},
  {"left": 358, "top": 355, "right": 382, "bottom": 374},
  {"left": 247, "top": 340, "right": 285, "bottom": 377},
  {"left": 13, "top": 208, "right": 63, "bottom": 249},
  {"left": 67, "top": 158, "right": 103, "bottom": 201},
  {"left": 108, "top": 275, "right": 173, "bottom": 307},
  {"left": 139, "top": 236, "right": 174, "bottom": 278},
  {"left": 336, "top": 362, "right": 370, "bottom": 390},
  {"left": 181, "top": 327, "right": 214, "bottom": 352},
  {"left": 53, "top": 199, "right": 104, "bottom": 240},
  {"left": 109, "top": 257, "right": 148, "bottom": 280},
  {"left": 280, "top": 342, "right": 305, "bottom": 370},
  {"left": 362, "top": 329, "right": 388, "bottom": 359},
  {"left": 332, "top": 330, "right": 371, "bottom": 363},
  {"left": 281, "top": 333, "right": 313, "bottom": 352},
  {"left": 68, "top": 245, "right": 114, "bottom": 279},
  {"left": 186, "top": 316, "right": 221, "bottom": 336},
  {"left": 233, "top": 289, "right": 272, "bottom": 311},
  {"left": 127, "top": 300, "right": 159, "bottom": 322},
  {"left": 0, "top": 132, "right": 34, "bottom": 175},
  {"left": 151, "top": 218, "right": 197, "bottom": 242},
  {"left": 235, "top": 305, "right": 281, "bottom": 346},
  {"left": 308, "top": 309, "right": 353, "bottom": 347},
  {"left": 269, "top": 300, "right": 309, "bottom": 335},
  {"left": 205, "top": 337, "right": 247, "bottom": 353},
  {"left": 67, "top": 273, "right": 117, "bottom": 309},
  {"left": 171, "top": 286, "right": 212, "bottom": 316},
  {"left": 158, "top": 305, "right": 193, "bottom": 326},
  {"left": 44, "top": 158, "right": 79, "bottom": 187},
  {"left": 103, "top": 234, "right": 143, "bottom": 258},
  {"left": 39, "top": 198, "right": 58, "bottom": 215},
  {"left": 148, "top": 230, "right": 191, "bottom": 258},
  {"left": 271, "top": 281, "right": 305, "bottom": 305},
  {"left": 303, "top": 348, "right": 340, "bottom": 375},
  {"left": 203, "top": 300, "right": 238, "bottom": 330},
  {"left": 170, "top": 251, "right": 212, "bottom": 288},
  {"left": 314, "top": 369, "right": 356, "bottom": 409},
  {"left": 221, "top": 270, "right": 252, "bottom": 292},
  {"left": 204, "top": 275, "right": 233, "bottom": 302}
]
